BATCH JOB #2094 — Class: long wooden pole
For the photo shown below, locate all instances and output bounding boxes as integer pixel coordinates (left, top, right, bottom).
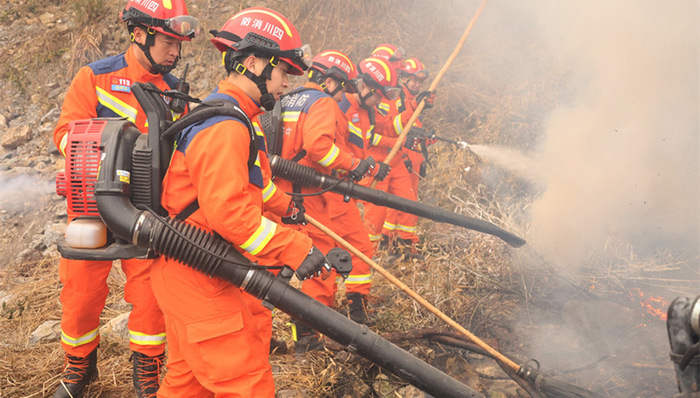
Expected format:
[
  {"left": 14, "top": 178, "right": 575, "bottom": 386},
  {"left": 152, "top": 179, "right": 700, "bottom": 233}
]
[
  {"left": 370, "top": 0, "right": 489, "bottom": 188},
  {"left": 305, "top": 213, "right": 520, "bottom": 372}
]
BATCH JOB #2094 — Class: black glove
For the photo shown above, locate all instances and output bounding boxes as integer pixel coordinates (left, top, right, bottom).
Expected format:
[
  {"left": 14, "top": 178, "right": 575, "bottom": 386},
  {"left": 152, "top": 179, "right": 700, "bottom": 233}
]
[
  {"left": 403, "top": 158, "right": 413, "bottom": 173},
  {"left": 349, "top": 156, "right": 376, "bottom": 181},
  {"left": 374, "top": 162, "right": 391, "bottom": 181},
  {"left": 281, "top": 198, "right": 306, "bottom": 225},
  {"left": 419, "top": 162, "right": 427, "bottom": 178},
  {"left": 404, "top": 127, "right": 430, "bottom": 151},
  {"left": 295, "top": 247, "right": 331, "bottom": 281},
  {"left": 416, "top": 90, "right": 435, "bottom": 109}
]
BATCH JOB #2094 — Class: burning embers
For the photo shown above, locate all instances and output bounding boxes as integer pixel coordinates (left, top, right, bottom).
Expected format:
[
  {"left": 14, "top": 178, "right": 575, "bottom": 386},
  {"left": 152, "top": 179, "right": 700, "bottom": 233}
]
[{"left": 628, "top": 287, "right": 668, "bottom": 323}]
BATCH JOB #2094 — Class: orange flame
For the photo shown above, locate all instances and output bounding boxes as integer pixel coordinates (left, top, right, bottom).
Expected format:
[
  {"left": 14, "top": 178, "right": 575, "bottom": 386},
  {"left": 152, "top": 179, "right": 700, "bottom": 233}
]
[{"left": 629, "top": 287, "right": 668, "bottom": 321}]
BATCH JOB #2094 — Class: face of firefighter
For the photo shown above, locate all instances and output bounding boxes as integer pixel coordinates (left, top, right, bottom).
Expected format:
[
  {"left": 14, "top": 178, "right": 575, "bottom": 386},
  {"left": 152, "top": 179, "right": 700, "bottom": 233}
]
[
  {"left": 324, "top": 77, "right": 344, "bottom": 103},
  {"left": 264, "top": 60, "right": 291, "bottom": 101},
  {"left": 359, "top": 85, "right": 383, "bottom": 107},
  {"left": 405, "top": 76, "right": 425, "bottom": 94},
  {"left": 133, "top": 28, "right": 183, "bottom": 72}
]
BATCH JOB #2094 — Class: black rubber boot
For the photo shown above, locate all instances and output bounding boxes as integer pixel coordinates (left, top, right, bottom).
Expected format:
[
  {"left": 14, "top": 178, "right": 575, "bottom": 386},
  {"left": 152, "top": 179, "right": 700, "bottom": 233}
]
[
  {"left": 292, "top": 321, "right": 324, "bottom": 355},
  {"left": 132, "top": 351, "right": 164, "bottom": 398},
  {"left": 270, "top": 336, "right": 288, "bottom": 355},
  {"left": 396, "top": 238, "right": 425, "bottom": 261},
  {"left": 53, "top": 348, "right": 98, "bottom": 398},
  {"left": 347, "top": 292, "right": 375, "bottom": 326}
]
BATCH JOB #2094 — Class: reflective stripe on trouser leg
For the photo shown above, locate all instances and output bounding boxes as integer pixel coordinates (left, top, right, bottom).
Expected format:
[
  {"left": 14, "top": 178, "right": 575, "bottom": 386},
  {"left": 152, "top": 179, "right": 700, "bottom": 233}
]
[
  {"left": 59, "top": 257, "right": 112, "bottom": 357},
  {"left": 121, "top": 258, "right": 166, "bottom": 356},
  {"left": 331, "top": 202, "right": 374, "bottom": 296},
  {"left": 385, "top": 165, "right": 419, "bottom": 242}
]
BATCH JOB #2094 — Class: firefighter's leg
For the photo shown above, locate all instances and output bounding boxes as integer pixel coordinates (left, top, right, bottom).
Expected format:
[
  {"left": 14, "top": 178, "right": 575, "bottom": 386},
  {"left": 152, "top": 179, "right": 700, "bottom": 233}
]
[
  {"left": 151, "top": 257, "right": 274, "bottom": 397},
  {"left": 121, "top": 258, "right": 167, "bottom": 397},
  {"left": 363, "top": 177, "right": 391, "bottom": 247},
  {"left": 332, "top": 202, "right": 375, "bottom": 326},
  {"left": 387, "top": 164, "right": 422, "bottom": 258},
  {"left": 58, "top": 257, "right": 111, "bottom": 357},
  {"left": 122, "top": 258, "right": 166, "bottom": 356},
  {"left": 55, "top": 258, "right": 109, "bottom": 397}
]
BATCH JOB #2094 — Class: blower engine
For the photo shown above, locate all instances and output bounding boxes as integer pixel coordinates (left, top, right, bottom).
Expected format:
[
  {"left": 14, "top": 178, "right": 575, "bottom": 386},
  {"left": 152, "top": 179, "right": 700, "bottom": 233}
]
[
  {"left": 54, "top": 82, "right": 484, "bottom": 398},
  {"left": 667, "top": 295, "right": 700, "bottom": 395}
]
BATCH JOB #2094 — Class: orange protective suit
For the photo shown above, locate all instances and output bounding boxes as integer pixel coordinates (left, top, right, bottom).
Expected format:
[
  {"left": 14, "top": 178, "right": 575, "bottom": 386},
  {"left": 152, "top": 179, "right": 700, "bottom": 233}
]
[
  {"left": 363, "top": 94, "right": 420, "bottom": 244},
  {"left": 53, "top": 46, "right": 185, "bottom": 358},
  {"left": 383, "top": 88, "right": 425, "bottom": 242},
  {"left": 276, "top": 82, "right": 361, "bottom": 306},
  {"left": 329, "top": 93, "right": 379, "bottom": 295},
  {"left": 152, "top": 80, "right": 313, "bottom": 396}
]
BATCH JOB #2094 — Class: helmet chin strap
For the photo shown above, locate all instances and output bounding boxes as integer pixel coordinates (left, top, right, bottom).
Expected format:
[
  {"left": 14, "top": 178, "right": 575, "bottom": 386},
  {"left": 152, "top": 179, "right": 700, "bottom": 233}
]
[
  {"left": 321, "top": 81, "right": 343, "bottom": 98},
  {"left": 231, "top": 57, "right": 276, "bottom": 111},
  {"left": 134, "top": 31, "right": 179, "bottom": 75},
  {"left": 358, "top": 90, "right": 374, "bottom": 108}
]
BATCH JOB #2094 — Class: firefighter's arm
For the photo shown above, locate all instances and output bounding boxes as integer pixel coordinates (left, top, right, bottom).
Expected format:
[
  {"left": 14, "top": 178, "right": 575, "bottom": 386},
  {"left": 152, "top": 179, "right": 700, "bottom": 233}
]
[
  {"left": 368, "top": 131, "right": 398, "bottom": 149},
  {"left": 261, "top": 175, "right": 293, "bottom": 217},
  {"left": 303, "top": 99, "right": 355, "bottom": 171},
  {"left": 53, "top": 67, "right": 99, "bottom": 156},
  {"left": 186, "top": 120, "right": 312, "bottom": 269}
]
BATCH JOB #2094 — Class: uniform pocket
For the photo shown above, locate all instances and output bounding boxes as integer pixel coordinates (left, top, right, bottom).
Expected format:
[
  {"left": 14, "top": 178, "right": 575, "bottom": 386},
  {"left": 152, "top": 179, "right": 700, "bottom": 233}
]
[
  {"left": 185, "top": 311, "right": 244, "bottom": 344},
  {"left": 185, "top": 310, "right": 269, "bottom": 384}
]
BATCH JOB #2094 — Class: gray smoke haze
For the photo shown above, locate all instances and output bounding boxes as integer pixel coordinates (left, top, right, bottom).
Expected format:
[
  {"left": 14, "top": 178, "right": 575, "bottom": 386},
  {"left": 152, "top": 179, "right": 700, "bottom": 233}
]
[
  {"left": 0, "top": 172, "right": 54, "bottom": 213},
  {"left": 472, "top": 1, "right": 699, "bottom": 267}
]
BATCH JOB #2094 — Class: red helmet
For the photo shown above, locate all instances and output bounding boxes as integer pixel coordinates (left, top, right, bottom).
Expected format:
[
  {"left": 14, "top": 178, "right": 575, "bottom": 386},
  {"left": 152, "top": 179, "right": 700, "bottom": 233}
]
[
  {"left": 210, "top": 7, "right": 311, "bottom": 75},
  {"left": 371, "top": 43, "right": 406, "bottom": 70},
  {"left": 358, "top": 57, "right": 401, "bottom": 100},
  {"left": 309, "top": 50, "right": 359, "bottom": 93},
  {"left": 120, "top": 0, "right": 199, "bottom": 41},
  {"left": 402, "top": 58, "right": 428, "bottom": 80}
]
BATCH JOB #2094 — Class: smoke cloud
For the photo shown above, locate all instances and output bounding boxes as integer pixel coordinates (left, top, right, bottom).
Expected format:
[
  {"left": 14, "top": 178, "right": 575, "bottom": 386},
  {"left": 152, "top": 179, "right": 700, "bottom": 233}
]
[
  {"left": 475, "top": 1, "right": 699, "bottom": 267},
  {"left": 0, "top": 172, "right": 55, "bottom": 213}
]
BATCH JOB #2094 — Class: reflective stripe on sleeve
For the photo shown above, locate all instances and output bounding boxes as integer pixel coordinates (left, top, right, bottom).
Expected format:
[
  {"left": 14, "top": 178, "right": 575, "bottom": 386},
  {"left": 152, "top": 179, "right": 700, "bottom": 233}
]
[
  {"left": 240, "top": 216, "right": 277, "bottom": 255},
  {"left": 371, "top": 133, "right": 382, "bottom": 147},
  {"left": 59, "top": 134, "right": 68, "bottom": 157},
  {"left": 393, "top": 114, "right": 404, "bottom": 134},
  {"left": 317, "top": 144, "right": 340, "bottom": 167},
  {"left": 262, "top": 181, "right": 277, "bottom": 203},
  {"left": 345, "top": 273, "right": 372, "bottom": 285}
]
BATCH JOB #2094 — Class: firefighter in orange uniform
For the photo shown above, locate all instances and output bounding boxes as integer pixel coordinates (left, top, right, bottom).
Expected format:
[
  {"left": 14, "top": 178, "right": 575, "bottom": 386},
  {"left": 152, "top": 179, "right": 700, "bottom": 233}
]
[
  {"left": 276, "top": 50, "right": 376, "bottom": 351},
  {"left": 52, "top": 1, "right": 198, "bottom": 396},
  {"left": 365, "top": 45, "right": 435, "bottom": 259},
  {"left": 360, "top": 44, "right": 416, "bottom": 252},
  {"left": 150, "top": 8, "right": 327, "bottom": 396},
  {"left": 334, "top": 57, "right": 400, "bottom": 324},
  {"left": 384, "top": 57, "right": 436, "bottom": 258}
]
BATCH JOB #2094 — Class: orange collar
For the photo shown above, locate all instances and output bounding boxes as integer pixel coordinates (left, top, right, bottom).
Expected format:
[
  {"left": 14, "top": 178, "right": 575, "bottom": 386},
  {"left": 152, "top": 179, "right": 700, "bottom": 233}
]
[{"left": 216, "top": 79, "right": 264, "bottom": 119}]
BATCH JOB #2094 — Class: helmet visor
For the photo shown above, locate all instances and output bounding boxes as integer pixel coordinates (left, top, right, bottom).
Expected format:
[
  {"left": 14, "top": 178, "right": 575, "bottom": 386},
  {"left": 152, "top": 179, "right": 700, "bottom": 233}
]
[
  {"left": 165, "top": 15, "right": 200, "bottom": 38},
  {"left": 390, "top": 47, "right": 406, "bottom": 62},
  {"left": 348, "top": 78, "right": 365, "bottom": 94},
  {"left": 414, "top": 70, "right": 428, "bottom": 80},
  {"left": 279, "top": 44, "right": 313, "bottom": 72},
  {"left": 381, "top": 86, "right": 401, "bottom": 100}
]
